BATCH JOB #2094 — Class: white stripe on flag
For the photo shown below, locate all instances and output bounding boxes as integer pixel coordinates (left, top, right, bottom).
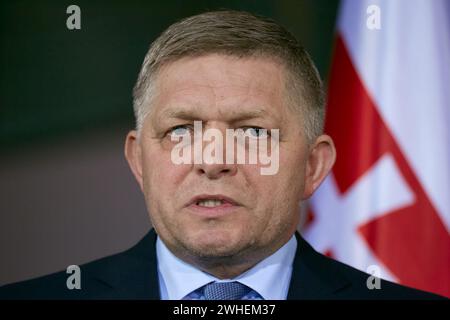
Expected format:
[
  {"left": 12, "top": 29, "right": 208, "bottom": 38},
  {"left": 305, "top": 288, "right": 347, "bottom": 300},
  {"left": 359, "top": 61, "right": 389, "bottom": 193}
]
[{"left": 338, "top": 0, "right": 450, "bottom": 230}]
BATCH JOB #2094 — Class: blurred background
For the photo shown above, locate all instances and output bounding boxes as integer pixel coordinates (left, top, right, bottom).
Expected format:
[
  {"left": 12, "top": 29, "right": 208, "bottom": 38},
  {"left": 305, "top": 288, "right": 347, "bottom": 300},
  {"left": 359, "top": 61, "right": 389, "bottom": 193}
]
[{"left": 0, "top": 0, "right": 339, "bottom": 286}]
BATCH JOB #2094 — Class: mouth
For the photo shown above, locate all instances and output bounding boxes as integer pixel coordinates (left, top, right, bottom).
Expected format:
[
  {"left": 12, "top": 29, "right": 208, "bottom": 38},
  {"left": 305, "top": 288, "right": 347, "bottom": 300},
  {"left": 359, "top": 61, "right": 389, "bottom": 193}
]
[{"left": 186, "top": 194, "right": 242, "bottom": 217}]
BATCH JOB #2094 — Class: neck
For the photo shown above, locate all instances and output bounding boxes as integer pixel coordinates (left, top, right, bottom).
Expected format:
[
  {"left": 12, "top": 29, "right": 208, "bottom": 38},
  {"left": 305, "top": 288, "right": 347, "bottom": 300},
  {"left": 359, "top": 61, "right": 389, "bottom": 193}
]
[
  {"left": 168, "top": 233, "right": 294, "bottom": 280},
  {"left": 193, "top": 254, "right": 263, "bottom": 279}
]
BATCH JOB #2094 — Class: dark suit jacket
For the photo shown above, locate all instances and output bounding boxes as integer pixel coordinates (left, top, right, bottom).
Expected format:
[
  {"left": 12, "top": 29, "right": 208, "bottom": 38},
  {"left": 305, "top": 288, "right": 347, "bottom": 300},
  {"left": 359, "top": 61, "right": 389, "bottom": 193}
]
[{"left": 0, "top": 229, "right": 444, "bottom": 299}]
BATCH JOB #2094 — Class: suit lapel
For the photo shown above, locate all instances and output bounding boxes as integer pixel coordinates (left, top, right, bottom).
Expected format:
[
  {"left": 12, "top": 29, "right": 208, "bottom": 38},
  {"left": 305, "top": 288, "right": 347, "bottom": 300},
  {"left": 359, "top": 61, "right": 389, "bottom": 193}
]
[
  {"left": 93, "top": 229, "right": 161, "bottom": 299},
  {"left": 92, "top": 229, "right": 351, "bottom": 300},
  {"left": 287, "top": 232, "right": 351, "bottom": 299}
]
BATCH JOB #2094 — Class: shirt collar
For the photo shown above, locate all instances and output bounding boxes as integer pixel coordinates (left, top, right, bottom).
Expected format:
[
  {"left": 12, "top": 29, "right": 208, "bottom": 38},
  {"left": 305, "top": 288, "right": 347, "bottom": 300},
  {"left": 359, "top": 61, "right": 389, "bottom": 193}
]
[{"left": 156, "top": 235, "right": 297, "bottom": 300}]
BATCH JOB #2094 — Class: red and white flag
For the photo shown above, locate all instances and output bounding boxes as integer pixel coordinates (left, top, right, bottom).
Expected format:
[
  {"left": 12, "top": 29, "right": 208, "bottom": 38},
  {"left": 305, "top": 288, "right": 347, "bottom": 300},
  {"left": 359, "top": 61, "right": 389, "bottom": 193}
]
[{"left": 303, "top": 0, "right": 450, "bottom": 297}]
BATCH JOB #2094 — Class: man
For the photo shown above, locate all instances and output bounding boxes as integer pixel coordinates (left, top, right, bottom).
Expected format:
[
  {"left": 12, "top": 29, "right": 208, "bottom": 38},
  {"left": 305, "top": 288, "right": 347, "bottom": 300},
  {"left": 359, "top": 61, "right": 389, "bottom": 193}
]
[{"left": 0, "top": 10, "right": 442, "bottom": 300}]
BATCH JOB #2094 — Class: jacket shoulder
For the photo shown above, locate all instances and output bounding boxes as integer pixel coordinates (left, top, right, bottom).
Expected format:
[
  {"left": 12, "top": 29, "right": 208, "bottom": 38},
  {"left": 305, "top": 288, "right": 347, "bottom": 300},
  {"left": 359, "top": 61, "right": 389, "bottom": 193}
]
[
  {"left": 319, "top": 254, "right": 445, "bottom": 300},
  {"left": 0, "top": 244, "right": 142, "bottom": 300},
  {"left": 292, "top": 234, "right": 446, "bottom": 300}
]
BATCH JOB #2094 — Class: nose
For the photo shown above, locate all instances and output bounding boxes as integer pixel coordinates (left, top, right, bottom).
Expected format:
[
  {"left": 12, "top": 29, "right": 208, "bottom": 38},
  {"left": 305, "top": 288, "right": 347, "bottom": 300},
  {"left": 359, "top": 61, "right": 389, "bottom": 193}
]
[
  {"left": 194, "top": 162, "right": 238, "bottom": 179},
  {"left": 191, "top": 122, "right": 239, "bottom": 179}
]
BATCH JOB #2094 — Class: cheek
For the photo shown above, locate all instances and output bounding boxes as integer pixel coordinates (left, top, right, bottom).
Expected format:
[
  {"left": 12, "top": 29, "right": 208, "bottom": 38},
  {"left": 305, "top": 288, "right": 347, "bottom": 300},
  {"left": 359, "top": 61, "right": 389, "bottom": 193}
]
[
  {"left": 141, "top": 144, "right": 191, "bottom": 204},
  {"left": 242, "top": 170, "right": 288, "bottom": 225},
  {"left": 241, "top": 148, "right": 306, "bottom": 209},
  {"left": 281, "top": 145, "right": 307, "bottom": 182},
  {"left": 261, "top": 149, "right": 307, "bottom": 214}
]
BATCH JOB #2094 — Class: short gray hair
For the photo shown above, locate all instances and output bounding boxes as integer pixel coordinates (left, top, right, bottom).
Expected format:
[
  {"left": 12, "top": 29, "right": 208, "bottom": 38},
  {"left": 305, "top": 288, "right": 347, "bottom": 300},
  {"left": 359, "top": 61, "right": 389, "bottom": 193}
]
[{"left": 132, "top": 10, "right": 324, "bottom": 143}]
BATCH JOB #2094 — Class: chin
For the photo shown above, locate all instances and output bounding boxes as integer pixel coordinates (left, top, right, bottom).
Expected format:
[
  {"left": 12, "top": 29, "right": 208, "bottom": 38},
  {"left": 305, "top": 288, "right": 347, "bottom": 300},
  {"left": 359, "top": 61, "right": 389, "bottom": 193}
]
[{"left": 184, "top": 228, "right": 247, "bottom": 258}]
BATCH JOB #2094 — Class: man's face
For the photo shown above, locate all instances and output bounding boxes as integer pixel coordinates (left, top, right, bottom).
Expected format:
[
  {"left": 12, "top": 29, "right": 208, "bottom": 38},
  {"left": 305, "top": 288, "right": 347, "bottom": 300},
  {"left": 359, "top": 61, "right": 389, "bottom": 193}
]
[{"left": 126, "top": 54, "right": 331, "bottom": 263}]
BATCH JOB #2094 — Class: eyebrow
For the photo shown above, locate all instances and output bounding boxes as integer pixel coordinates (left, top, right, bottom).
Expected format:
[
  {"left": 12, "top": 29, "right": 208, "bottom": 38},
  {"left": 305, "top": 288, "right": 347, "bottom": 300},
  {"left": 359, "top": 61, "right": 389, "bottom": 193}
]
[{"left": 158, "top": 107, "right": 269, "bottom": 123}]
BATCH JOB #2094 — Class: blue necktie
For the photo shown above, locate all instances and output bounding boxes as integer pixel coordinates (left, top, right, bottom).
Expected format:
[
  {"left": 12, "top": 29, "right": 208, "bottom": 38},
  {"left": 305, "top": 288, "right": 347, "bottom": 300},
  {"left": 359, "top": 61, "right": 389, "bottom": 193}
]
[{"left": 203, "top": 281, "right": 252, "bottom": 300}]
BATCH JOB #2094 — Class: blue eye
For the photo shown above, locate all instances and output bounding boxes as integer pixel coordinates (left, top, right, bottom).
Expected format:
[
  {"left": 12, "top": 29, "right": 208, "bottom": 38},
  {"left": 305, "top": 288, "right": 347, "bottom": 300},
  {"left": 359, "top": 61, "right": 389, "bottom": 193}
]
[
  {"left": 169, "top": 125, "right": 191, "bottom": 138},
  {"left": 245, "top": 127, "right": 269, "bottom": 138}
]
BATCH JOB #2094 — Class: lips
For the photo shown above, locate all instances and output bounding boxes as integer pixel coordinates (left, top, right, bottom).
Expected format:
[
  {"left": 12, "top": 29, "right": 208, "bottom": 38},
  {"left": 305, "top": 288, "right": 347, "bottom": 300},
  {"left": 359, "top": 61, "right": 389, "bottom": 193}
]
[
  {"left": 187, "top": 194, "right": 240, "bottom": 207},
  {"left": 185, "top": 194, "right": 242, "bottom": 217}
]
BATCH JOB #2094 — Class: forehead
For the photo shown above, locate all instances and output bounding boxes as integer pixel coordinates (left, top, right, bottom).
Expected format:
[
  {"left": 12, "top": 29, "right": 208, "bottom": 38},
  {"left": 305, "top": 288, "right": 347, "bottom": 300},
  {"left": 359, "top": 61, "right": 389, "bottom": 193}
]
[{"left": 150, "top": 54, "right": 290, "bottom": 122}]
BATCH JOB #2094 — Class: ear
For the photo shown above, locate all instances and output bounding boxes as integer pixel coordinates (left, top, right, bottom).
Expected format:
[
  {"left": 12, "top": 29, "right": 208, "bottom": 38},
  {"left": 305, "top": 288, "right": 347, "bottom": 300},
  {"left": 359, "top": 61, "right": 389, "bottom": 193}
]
[
  {"left": 302, "top": 134, "right": 336, "bottom": 199},
  {"left": 124, "top": 130, "right": 144, "bottom": 192}
]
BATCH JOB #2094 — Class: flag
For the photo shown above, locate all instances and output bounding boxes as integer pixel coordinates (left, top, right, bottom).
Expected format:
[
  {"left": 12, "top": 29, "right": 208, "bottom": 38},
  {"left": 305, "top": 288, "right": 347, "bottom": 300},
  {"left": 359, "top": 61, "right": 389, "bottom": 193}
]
[{"left": 302, "top": 0, "right": 450, "bottom": 297}]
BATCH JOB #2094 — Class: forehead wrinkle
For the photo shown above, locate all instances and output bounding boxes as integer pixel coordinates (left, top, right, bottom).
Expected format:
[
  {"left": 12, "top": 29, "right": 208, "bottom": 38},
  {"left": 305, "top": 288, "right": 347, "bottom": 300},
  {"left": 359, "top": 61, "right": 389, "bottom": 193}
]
[
  {"left": 159, "top": 106, "right": 204, "bottom": 121},
  {"left": 156, "top": 105, "right": 273, "bottom": 124},
  {"left": 151, "top": 56, "right": 288, "bottom": 127},
  {"left": 162, "top": 66, "right": 279, "bottom": 103}
]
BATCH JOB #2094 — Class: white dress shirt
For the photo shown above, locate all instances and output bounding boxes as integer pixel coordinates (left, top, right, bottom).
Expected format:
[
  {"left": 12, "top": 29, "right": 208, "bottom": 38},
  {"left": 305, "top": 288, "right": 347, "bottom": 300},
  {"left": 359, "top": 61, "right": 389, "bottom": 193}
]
[{"left": 156, "top": 235, "right": 297, "bottom": 300}]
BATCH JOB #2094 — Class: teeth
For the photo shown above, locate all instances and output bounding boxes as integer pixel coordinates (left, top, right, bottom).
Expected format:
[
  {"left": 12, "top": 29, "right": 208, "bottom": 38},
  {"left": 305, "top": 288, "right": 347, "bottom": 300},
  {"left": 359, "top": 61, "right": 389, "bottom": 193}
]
[{"left": 197, "top": 199, "right": 224, "bottom": 207}]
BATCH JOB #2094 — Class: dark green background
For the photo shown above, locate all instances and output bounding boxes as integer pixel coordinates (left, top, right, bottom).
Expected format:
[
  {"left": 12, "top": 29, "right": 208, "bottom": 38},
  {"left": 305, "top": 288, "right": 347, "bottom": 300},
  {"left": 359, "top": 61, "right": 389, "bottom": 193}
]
[{"left": 0, "top": 0, "right": 339, "bottom": 150}]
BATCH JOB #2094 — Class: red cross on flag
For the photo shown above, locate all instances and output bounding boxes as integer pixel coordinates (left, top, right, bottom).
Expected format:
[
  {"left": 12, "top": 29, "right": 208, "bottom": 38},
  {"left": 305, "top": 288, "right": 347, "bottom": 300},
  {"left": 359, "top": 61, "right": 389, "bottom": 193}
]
[{"left": 303, "top": 0, "right": 450, "bottom": 298}]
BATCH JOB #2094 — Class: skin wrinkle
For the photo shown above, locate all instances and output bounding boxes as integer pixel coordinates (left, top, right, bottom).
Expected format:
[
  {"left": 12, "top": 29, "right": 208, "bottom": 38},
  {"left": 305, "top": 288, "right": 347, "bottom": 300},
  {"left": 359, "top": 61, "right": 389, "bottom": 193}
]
[
  {"left": 133, "top": 13, "right": 325, "bottom": 144},
  {"left": 139, "top": 55, "right": 297, "bottom": 139},
  {"left": 125, "top": 54, "right": 336, "bottom": 279}
]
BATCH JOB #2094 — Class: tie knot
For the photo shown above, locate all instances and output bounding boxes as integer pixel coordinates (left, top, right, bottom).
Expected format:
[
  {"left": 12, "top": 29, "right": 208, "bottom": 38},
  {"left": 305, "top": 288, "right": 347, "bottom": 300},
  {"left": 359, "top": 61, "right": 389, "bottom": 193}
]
[{"left": 203, "top": 281, "right": 251, "bottom": 300}]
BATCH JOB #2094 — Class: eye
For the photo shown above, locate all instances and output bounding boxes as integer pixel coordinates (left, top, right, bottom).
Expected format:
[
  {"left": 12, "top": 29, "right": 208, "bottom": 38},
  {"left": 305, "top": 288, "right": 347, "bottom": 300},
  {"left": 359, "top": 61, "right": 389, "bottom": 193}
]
[
  {"left": 168, "top": 125, "right": 192, "bottom": 138},
  {"left": 244, "top": 127, "right": 269, "bottom": 138}
]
